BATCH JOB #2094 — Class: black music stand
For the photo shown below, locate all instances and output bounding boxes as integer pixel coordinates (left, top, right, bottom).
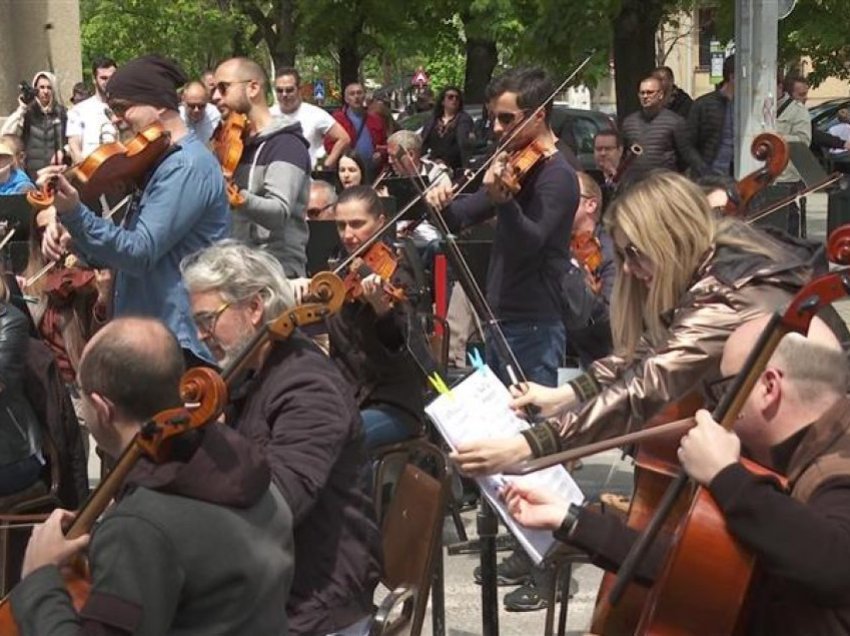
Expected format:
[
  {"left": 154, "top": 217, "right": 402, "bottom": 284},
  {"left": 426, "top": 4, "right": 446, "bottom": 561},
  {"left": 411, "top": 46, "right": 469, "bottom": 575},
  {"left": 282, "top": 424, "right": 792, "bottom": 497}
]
[
  {"left": 306, "top": 221, "right": 341, "bottom": 275},
  {"left": 0, "top": 196, "right": 32, "bottom": 242},
  {"left": 382, "top": 176, "right": 431, "bottom": 220}
]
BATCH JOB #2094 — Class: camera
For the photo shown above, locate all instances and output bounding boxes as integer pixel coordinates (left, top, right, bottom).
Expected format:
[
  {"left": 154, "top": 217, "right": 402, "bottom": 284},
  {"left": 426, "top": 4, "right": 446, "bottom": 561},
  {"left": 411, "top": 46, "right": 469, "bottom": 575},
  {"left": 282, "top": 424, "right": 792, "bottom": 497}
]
[{"left": 18, "top": 81, "right": 37, "bottom": 105}]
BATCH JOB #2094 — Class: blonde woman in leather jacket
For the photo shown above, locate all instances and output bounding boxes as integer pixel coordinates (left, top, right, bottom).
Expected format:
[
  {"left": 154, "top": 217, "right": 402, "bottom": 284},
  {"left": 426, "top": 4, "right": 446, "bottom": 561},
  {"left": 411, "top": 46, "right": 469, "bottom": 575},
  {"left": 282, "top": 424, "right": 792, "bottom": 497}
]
[
  {"left": 451, "top": 171, "right": 823, "bottom": 474},
  {"left": 0, "top": 277, "right": 43, "bottom": 497}
]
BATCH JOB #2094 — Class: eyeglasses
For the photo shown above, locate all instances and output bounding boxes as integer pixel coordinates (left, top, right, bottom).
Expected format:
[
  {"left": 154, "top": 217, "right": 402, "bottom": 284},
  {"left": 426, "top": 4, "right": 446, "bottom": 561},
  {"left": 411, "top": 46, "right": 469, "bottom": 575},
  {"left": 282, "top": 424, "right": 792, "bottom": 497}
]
[
  {"left": 490, "top": 110, "right": 528, "bottom": 127},
  {"left": 215, "top": 80, "right": 251, "bottom": 95},
  {"left": 307, "top": 202, "right": 335, "bottom": 219},
  {"left": 185, "top": 103, "right": 206, "bottom": 112},
  {"left": 445, "top": 93, "right": 460, "bottom": 101},
  {"left": 702, "top": 373, "right": 738, "bottom": 407},
  {"left": 192, "top": 301, "right": 233, "bottom": 334},
  {"left": 107, "top": 100, "right": 134, "bottom": 117},
  {"left": 275, "top": 86, "right": 297, "bottom": 95},
  {"left": 615, "top": 242, "right": 650, "bottom": 269}
]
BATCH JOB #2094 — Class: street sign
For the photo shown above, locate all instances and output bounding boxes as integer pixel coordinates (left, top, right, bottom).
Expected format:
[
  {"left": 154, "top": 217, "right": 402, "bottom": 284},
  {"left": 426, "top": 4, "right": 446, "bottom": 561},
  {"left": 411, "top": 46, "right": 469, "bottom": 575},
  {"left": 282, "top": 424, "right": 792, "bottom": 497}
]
[
  {"left": 710, "top": 40, "right": 725, "bottom": 85},
  {"left": 314, "top": 79, "right": 325, "bottom": 101}
]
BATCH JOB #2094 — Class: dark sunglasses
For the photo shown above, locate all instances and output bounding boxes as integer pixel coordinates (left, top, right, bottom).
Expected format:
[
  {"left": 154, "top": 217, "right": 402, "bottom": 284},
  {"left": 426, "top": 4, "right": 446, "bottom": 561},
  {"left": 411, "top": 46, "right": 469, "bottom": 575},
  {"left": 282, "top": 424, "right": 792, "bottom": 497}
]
[
  {"left": 306, "top": 202, "right": 335, "bottom": 219},
  {"left": 445, "top": 93, "right": 460, "bottom": 101},
  {"left": 185, "top": 103, "right": 206, "bottom": 112},
  {"left": 614, "top": 242, "right": 645, "bottom": 264},
  {"left": 107, "top": 100, "right": 133, "bottom": 117},
  {"left": 215, "top": 79, "right": 251, "bottom": 95},
  {"left": 275, "top": 86, "right": 297, "bottom": 95},
  {"left": 489, "top": 110, "right": 528, "bottom": 127}
]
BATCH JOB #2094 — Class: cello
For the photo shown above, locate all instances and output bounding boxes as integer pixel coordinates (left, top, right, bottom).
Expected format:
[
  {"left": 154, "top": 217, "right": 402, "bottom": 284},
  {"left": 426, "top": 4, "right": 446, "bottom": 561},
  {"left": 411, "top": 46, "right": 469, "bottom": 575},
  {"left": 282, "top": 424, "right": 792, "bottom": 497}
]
[{"left": 0, "top": 273, "right": 346, "bottom": 633}]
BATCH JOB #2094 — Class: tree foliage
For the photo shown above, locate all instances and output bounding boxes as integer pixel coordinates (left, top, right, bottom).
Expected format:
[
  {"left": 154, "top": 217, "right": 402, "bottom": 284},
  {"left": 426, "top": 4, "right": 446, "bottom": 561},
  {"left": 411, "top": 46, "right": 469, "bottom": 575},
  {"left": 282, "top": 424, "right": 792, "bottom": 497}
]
[{"left": 80, "top": 0, "right": 250, "bottom": 80}]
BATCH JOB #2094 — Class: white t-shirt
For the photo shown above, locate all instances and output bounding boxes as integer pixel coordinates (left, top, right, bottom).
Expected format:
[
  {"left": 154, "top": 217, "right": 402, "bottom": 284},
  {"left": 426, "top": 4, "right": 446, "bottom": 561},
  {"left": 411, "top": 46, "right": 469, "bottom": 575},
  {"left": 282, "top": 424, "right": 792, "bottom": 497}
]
[
  {"left": 179, "top": 103, "right": 221, "bottom": 143},
  {"left": 269, "top": 101, "right": 335, "bottom": 167},
  {"left": 66, "top": 94, "right": 117, "bottom": 159}
]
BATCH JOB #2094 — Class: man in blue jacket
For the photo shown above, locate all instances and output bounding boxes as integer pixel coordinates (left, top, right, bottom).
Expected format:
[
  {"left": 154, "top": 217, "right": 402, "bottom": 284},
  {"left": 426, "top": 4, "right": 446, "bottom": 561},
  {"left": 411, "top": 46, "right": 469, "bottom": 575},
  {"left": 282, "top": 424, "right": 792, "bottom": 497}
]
[{"left": 40, "top": 55, "right": 230, "bottom": 367}]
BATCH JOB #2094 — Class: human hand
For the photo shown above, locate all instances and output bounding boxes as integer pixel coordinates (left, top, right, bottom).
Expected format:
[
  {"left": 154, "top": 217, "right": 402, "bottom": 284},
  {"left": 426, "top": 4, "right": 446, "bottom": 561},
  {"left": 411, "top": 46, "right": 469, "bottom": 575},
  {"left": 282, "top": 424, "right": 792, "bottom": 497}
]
[
  {"left": 509, "top": 382, "right": 575, "bottom": 419},
  {"left": 93, "top": 269, "right": 112, "bottom": 304},
  {"left": 424, "top": 179, "right": 454, "bottom": 211},
  {"left": 677, "top": 409, "right": 741, "bottom": 486},
  {"left": 450, "top": 434, "right": 532, "bottom": 476},
  {"left": 360, "top": 273, "right": 392, "bottom": 315},
  {"left": 501, "top": 481, "right": 570, "bottom": 530},
  {"left": 21, "top": 509, "right": 90, "bottom": 579},
  {"left": 290, "top": 277, "right": 312, "bottom": 305},
  {"left": 42, "top": 219, "right": 71, "bottom": 262},
  {"left": 483, "top": 151, "right": 514, "bottom": 204}
]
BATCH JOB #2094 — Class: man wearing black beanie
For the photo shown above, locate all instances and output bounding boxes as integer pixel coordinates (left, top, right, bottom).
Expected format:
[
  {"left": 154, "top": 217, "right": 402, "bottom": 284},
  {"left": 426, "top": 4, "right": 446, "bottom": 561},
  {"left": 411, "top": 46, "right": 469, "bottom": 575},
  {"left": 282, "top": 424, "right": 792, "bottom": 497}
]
[{"left": 39, "top": 54, "right": 230, "bottom": 368}]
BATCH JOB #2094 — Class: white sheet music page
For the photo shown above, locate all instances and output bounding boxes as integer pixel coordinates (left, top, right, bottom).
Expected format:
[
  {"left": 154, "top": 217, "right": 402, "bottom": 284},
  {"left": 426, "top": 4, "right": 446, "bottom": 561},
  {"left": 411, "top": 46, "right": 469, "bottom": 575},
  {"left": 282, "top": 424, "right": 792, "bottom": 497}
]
[{"left": 425, "top": 366, "right": 585, "bottom": 564}]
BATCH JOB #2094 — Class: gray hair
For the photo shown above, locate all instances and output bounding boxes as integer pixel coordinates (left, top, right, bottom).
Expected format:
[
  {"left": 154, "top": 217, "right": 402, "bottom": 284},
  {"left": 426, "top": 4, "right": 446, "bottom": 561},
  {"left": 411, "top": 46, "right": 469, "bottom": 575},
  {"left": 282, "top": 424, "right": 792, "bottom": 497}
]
[
  {"left": 773, "top": 332, "right": 849, "bottom": 399},
  {"left": 388, "top": 129, "right": 422, "bottom": 156},
  {"left": 180, "top": 240, "right": 295, "bottom": 321},
  {"left": 311, "top": 179, "right": 338, "bottom": 204}
]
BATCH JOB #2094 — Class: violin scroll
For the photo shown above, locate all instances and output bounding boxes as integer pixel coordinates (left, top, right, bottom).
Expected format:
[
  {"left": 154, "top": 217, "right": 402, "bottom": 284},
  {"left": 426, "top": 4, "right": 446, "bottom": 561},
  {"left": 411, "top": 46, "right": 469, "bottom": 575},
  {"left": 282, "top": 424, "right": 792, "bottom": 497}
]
[{"left": 827, "top": 224, "right": 850, "bottom": 265}]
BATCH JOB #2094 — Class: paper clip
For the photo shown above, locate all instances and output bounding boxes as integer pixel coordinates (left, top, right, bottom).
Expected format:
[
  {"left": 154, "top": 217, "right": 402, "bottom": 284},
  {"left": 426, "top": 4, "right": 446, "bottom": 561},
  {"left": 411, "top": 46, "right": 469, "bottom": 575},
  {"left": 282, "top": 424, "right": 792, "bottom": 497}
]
[
  {"left": 467, "top": 348, "right": 485, "bottom": 370},
  {"left": 429, "top": 372, "right": 453, "bottom": 399}
]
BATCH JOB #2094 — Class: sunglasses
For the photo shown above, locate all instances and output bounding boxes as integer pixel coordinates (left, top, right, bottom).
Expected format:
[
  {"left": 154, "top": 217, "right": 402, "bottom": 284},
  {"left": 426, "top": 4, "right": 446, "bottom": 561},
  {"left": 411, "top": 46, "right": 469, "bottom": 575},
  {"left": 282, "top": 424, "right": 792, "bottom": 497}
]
[
  {"left": 107, "top": 100, "right": 134, "bottom": 117},
  {"left": 490, "top": 110, "right": 528, "bottom": 127},
  {"left": 185, "top": 103, "right": 206, "bottom": 111},
  {"left": 307, "top": 202, "right": 335, "bottom": 219},
  {"left": 275, "top": 86, "right": 297, "bottom": 95},
  {"left": 215, "top": 79, "right": 251, "bottom": 95},
  {"left": 445, "top": 93, "right": 460, "bottom": 101},
  {"left": 614, "top": 242, "right": 648, "bottom": 266}
]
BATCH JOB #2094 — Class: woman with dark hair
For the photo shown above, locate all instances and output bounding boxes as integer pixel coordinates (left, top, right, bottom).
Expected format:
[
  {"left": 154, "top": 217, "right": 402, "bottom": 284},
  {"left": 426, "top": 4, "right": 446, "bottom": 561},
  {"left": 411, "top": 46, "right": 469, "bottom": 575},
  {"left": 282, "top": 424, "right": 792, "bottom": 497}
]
[
  {"left": 420, "top": 85, "right": 474, "bottom": 171},
  {"left": 337, "top": 148, "right": 368, "bottom": 189},
  {"left": 325, "top": 185, "right": 425, "bottom": 449}
]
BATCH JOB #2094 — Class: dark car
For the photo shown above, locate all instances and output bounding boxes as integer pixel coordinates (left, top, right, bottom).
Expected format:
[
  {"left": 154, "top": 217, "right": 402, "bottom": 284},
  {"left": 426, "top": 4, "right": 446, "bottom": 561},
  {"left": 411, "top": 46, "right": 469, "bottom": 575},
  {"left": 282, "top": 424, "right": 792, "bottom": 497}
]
[
  {"left": 399, "top": 104, "right": 615, "bottom": 173},
  {"left": 809, "top": 98, "right": 850, "bottom": 172}
]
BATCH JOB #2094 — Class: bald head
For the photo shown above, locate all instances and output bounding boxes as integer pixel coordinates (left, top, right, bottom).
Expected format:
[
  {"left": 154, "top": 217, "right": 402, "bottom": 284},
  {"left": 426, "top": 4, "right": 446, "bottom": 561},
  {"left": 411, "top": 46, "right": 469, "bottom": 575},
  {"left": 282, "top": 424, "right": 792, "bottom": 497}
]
[
  {"left": 218, "top": 57, "right": 267, "bottom": 87},
  {"left": 80, "top": 317, "right": 185, "bottom": 422},
  {"left": 182, "top": 81, "right": 209, "bottom": 122}
]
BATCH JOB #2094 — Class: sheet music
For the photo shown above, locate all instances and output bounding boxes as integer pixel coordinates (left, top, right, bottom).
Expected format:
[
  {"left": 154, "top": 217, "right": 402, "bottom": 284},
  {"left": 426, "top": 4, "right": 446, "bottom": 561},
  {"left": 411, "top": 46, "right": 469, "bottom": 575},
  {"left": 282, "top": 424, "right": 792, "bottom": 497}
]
[{"left": 425, "top": 366, "right": 584, "bottom": 564}]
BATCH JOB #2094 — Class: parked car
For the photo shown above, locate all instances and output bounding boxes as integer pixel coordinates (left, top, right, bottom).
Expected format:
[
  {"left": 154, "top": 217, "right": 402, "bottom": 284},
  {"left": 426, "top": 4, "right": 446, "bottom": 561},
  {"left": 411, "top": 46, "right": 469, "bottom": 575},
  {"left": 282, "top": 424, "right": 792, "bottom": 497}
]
[
  {"left": 809, "top": 98, "right": 850, "bottom": 173},
  {"left": 398, "top": 103, "right": 616, "bottom": 174}
]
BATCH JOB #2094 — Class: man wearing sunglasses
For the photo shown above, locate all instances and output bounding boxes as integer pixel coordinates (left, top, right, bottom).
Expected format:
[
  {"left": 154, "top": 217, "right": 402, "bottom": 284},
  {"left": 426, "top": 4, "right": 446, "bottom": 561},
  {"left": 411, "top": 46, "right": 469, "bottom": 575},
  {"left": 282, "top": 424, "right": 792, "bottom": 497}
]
[
  {"left": 39, "top": 54, "right": 230, "bottom": 369},
  {"left": 212, "top": 57, "right": 310, "bottom": 278},
  {"left": 178, "top": 80, "right": 220, "bottom": 144},
  {"left": 270, "top": 67, "right": 350, "bottom": 169}
]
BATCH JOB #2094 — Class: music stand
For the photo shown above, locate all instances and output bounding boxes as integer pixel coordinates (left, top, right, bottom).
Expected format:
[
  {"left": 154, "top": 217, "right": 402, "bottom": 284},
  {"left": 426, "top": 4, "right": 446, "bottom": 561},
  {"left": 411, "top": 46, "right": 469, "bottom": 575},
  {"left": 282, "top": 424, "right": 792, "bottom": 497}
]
[
  {"left": 382, "top": 176, "right": 431, "bottom": 220},
  {"left": 306, "top": 221, "right": 341, "bottom": 275},
  {"left": 0, "top": 195, "right": 32, "bottom": 242},
  {"left": 787, "top": 141, "right": 830, "bottom": 187}
]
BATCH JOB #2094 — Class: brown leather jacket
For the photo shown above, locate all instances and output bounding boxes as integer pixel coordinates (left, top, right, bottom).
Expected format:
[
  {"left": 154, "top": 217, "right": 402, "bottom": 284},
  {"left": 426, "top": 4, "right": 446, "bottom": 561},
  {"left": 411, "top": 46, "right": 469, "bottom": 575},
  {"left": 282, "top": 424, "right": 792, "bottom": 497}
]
[{"left": 524, "top": 238, "right": 817, "bottom": 457}]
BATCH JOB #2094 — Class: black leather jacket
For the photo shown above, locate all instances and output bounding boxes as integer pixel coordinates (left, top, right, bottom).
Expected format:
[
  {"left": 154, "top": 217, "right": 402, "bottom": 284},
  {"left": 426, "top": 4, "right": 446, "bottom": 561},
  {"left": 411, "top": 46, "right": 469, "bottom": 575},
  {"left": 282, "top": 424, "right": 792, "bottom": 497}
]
[{"left": 0, "top": 303, "right": 42, "bottom": 467}]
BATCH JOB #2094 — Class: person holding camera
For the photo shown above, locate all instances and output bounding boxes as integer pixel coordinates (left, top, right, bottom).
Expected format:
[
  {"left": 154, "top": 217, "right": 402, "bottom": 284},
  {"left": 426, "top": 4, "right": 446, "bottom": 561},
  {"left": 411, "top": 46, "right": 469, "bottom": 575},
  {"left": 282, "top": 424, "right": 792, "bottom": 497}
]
[{"left": 1, "top": 71, "right": 67, "bottom": 178}]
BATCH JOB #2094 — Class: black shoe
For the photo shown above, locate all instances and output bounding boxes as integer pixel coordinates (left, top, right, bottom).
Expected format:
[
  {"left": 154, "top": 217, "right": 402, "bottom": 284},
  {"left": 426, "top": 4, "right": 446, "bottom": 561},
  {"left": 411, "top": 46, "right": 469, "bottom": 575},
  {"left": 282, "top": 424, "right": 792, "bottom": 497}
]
[
  {"left": 503, "top": 582, "right": 549, "bottom": 612},
  {"left": 473, "top": 550, "right": 532, "bottom": 586}
]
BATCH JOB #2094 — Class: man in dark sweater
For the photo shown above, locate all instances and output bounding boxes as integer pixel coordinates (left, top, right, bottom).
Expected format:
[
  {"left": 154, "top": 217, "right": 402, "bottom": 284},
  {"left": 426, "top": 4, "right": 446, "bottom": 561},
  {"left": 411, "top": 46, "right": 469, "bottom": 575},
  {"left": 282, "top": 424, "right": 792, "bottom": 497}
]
[
  {"left": 620, "top": 76, "right": 702, "bottom": 183},
  {"left": 427, "top": 67, "right": 578, "bottom": 388},
  {"left": 504, "top": 315, "right": 850, "bottom": 635},
  {"left": 652, "top": 65, "right": 693, "bottom": 119},
  {"left": 688, "top": 54, "right": 735, "bottom": 176},
  {"left": 182, "top": 240, "right": 382, "bottom": 635},
  {"left": 11, "top": 317, "right": 295, "bottom": 635}
]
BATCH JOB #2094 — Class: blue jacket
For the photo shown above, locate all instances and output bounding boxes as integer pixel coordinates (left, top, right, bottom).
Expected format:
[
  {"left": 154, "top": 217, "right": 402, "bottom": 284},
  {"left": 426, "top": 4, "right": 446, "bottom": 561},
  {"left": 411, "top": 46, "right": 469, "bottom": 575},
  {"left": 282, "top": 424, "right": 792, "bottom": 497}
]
[
  {"left": 0, "top": 169, "right": 35, "bottom": 195},
  {"left": 62, "top": 131, "right": 230, "bottom": 361}
]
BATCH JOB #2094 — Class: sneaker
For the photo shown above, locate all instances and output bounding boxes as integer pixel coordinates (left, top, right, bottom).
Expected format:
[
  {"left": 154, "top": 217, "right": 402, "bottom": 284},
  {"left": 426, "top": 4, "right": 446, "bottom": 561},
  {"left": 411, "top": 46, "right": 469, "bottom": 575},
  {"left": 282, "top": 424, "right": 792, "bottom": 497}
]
[
  {"left": 473, "top": 550, "right": 532, "bottom": 586},
  {"left": 503, "top": 582, "right": 549, "bottom": 612}
]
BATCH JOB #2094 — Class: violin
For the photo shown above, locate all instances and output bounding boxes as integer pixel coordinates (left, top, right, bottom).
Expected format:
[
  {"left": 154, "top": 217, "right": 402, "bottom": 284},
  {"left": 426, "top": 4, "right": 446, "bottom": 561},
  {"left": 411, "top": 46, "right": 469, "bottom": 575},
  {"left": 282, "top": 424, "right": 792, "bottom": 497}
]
[
  {"left": 212, "top": 113, "right": 248, "bottom": 208},
  {"left": 494, "top": 140, "right": 549, "bottom": 195},
  {"left": 341, "top": 242, "right": 407, "bottom": 305},
  {"left": 27, "top": 123, "right": 171, "bottom": 212},
  {"left": 570, "top": 230, "right": 604, "bottom": 294}
]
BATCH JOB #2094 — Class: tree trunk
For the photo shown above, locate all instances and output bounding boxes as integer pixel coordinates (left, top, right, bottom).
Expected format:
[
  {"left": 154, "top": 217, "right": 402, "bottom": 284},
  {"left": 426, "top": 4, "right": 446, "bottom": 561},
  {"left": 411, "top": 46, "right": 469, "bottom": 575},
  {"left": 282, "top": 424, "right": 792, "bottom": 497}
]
[
  {"left": 463, "top": 36, "right": 497, "bottom": 104},
  {"left": 612, "top": 0, "right": 665, "bottom": 122},
  {"left": 271, "top": 0, "right": 297, "bottom": 68},
  {"left": 338, "top": 35, "right": 361, "bottom": 89}
]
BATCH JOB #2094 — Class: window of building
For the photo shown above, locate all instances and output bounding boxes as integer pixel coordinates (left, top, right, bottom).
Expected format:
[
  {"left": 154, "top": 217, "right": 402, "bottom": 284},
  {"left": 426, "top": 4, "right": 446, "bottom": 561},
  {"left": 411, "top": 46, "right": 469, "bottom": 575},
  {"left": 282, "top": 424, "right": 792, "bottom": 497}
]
[{"left": 698, "top": 8, "right": 718, "bottom": 69}]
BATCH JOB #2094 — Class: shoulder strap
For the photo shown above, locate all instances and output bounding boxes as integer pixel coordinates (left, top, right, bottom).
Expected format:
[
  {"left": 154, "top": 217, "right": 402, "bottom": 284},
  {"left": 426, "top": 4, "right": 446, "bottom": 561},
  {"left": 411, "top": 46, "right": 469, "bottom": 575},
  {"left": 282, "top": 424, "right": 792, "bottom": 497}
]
[
  {"left": 776, "top": 96, "right": 794, "bottom": 119},
  {"left": 792, "top": 453, "right": 850, "bottom": 502}
]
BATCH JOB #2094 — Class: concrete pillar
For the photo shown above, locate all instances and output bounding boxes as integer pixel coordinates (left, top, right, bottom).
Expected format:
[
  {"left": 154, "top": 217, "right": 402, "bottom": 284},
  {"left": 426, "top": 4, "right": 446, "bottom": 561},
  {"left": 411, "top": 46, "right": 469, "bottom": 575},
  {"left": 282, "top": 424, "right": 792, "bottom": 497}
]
[
  {"left": 0, "top": 0, "right": 82, "bottom": 116},
  {"left": 734, "top": 0, "right": 779, "bottom": 177}
]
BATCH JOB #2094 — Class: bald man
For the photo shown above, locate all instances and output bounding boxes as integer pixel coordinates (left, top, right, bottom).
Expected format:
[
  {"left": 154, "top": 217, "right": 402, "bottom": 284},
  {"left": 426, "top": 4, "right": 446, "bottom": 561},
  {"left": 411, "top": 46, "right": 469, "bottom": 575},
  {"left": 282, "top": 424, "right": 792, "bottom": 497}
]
[
  {"left": 11, "top": 317, "right": 294, "bottom": 635},
  {"left": 212, "top": 57, "right": 310, "bottom": 277},
  {"left": 179, "top": 80, "right": 220, "bottom": 143},
  {"left": 505, "top": 316, "right": 850, "bottom": 635}
]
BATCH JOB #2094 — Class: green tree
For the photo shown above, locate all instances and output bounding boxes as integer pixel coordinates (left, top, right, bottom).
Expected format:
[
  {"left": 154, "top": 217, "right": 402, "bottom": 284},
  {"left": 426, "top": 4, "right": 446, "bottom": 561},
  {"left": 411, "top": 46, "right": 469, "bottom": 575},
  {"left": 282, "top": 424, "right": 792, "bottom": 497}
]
[{"left": 80, "top": 0, "right": 249, "bottom": 80}]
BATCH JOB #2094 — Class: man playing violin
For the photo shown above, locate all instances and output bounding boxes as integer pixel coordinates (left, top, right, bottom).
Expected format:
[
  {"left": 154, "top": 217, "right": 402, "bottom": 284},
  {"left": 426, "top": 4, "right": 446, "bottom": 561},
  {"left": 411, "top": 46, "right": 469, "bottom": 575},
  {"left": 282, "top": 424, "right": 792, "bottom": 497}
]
[
  {"left": 426, "top": 67, "right": 578, "bottom": 388},
  {"left": 39, "top": 55, "right": 230, "bottom": 369},
  {"left": 212, "top": 57, "right": 310, "bottom": 278},
  {"left": 504, "top": 316, "right": 850, "bottom": 636},
  {"left": 11, "top": 317, "right": 295, "bottom": 636}
]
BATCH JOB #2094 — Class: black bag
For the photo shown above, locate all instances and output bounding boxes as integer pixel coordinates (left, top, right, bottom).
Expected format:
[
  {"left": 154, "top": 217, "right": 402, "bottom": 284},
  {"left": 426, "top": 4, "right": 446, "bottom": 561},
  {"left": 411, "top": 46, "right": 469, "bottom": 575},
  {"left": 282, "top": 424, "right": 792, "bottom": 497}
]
[{"left": 557, "top": 264, "right": 613, "bottom": 366}]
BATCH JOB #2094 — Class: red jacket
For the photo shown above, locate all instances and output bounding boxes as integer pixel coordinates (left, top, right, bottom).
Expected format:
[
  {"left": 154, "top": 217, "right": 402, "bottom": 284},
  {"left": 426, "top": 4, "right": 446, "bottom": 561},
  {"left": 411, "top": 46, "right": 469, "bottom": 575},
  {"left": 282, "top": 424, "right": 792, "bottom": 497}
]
[{"left": 327, "top": 106, "right": 387, "bottom": 167}]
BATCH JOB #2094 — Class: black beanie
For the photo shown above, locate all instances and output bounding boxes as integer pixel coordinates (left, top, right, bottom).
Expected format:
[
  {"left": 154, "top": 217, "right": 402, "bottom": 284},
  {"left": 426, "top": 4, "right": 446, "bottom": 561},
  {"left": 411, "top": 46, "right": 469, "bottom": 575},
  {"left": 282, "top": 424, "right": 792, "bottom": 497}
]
[{"left": 106, "top": 55, "right": 187, "bottom": 111}]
